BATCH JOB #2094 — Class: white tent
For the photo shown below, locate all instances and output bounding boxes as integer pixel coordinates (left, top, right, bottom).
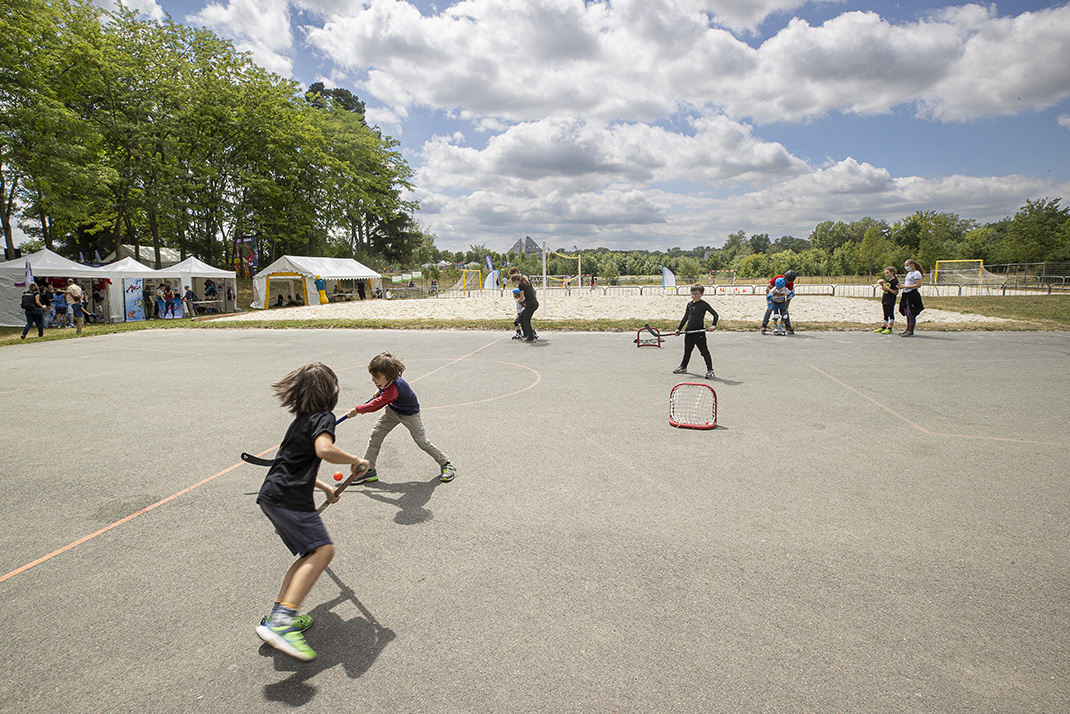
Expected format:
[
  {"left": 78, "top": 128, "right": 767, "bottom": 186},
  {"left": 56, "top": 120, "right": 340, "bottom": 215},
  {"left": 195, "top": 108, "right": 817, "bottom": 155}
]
[
  {"left": 0, "top": 249, "right": 111, "bottom": 327},
  {"left": 101, "top": 257, "right": 182, "bottom": 322},
  {"left": 170, "top": 257, "right": 238, "bottom": 314},
  {"left": 252, "top": 255, "right": 381, "bottom": 309}
]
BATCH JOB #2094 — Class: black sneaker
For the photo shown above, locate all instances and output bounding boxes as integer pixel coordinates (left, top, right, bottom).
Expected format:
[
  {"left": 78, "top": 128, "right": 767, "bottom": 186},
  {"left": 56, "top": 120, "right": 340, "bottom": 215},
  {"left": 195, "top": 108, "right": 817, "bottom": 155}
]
[
  {"left": 760, "top": 327, "right": 768, "bottom": 335},
  {"left": 705, "top": 370, "right": 715, "bottom": 379},
  {"left": 354, "top": 468, "right": 378, "bottom": 484}
]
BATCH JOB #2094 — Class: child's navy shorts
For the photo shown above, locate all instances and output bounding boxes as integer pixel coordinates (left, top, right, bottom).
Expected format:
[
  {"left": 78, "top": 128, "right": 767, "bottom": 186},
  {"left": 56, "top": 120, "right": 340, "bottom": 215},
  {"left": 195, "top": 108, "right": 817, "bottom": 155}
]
[{"left": 260, "top": 502, "right": 332, "bottom": 558}]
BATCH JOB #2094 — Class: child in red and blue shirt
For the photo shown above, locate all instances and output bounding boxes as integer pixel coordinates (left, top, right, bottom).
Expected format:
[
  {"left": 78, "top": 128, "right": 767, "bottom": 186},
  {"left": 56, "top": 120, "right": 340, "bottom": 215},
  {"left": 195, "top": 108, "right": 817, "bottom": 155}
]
[{"left": 348, "top": 352, "right": 456, "bottom": 482}]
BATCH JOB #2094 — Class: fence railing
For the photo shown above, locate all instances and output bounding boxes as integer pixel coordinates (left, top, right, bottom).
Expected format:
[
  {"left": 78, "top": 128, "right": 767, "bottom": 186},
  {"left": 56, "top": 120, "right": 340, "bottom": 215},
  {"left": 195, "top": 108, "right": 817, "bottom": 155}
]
[{"left": 426, "top": 280, "right": 1069, "bottom": 300}]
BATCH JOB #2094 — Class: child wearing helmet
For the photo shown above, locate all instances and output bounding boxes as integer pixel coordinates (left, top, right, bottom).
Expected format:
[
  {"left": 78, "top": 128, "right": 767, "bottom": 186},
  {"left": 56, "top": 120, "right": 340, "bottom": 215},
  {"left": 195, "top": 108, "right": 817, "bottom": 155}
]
[
  {"left": 761, "top": 270, "right": 796, "bottom": 335},
  {"left": 767, "top": 276, "right": 794, "bottom": 336}
]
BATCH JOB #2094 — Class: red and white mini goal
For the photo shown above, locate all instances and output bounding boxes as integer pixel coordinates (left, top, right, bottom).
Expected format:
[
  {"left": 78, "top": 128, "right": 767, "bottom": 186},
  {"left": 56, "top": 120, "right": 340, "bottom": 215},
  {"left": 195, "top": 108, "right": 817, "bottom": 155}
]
[{"left": 669, "top": 383, "right": 717, "bottom": 430}]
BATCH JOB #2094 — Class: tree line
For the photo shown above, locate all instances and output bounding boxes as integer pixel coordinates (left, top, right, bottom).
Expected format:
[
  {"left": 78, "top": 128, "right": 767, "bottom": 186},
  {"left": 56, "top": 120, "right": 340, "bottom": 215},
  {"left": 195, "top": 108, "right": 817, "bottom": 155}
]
[{"left": 1, "top": 0, "right": 419, "bottom": 269}]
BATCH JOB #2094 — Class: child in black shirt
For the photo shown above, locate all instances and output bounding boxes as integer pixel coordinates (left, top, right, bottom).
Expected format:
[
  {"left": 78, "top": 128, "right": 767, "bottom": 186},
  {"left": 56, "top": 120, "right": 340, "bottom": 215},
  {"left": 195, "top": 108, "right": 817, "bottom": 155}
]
[
  {"left": 673, "top": 284, "right": 718, "bottom": 379},
  {"left": 875, "top": 267, "right": 899, "bottom": 334},
  {"left": 255, "top": 363, "right": 369, "bottom": 661}
]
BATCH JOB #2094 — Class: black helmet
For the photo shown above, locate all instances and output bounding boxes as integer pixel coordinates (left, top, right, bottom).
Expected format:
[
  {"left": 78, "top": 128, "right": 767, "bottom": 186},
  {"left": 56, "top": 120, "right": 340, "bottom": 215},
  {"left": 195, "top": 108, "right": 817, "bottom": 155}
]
[{"left": 784, "top": 270, "right": 797, "bottom": 282}]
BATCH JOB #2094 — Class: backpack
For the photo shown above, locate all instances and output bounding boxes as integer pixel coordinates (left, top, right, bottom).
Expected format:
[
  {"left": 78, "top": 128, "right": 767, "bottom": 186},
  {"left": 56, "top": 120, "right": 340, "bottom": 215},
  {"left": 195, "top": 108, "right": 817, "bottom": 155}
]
[{"left": 21, "top": 292, "right": 35, "bottom": 310}]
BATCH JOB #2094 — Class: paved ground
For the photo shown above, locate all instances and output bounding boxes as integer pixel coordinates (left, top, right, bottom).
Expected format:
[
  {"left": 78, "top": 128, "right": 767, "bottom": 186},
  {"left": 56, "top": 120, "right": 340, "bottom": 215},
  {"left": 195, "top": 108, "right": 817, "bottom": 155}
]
[{"left": 1, "top": 328, "right": 1068, "bottom": 713}]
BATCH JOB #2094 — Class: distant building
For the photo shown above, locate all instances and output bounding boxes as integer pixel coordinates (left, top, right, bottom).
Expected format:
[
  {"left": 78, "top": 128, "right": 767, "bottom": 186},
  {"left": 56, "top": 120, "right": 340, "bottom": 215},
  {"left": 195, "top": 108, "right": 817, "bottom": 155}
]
[{"left": 508, "top": 236, "right": 543, "bottom": 257}]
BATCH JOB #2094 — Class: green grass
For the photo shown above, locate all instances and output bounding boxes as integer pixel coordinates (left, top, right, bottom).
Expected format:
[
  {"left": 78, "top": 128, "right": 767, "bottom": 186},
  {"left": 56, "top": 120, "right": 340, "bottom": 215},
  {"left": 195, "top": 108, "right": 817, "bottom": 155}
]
[{"left": 4, "top": 293, "right": 1067, "bottom": 347}]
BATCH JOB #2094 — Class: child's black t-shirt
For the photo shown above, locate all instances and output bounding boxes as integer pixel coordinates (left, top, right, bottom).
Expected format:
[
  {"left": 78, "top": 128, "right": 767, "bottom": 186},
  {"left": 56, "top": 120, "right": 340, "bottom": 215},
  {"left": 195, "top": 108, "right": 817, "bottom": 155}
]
[
  {"left": 881, "top": 277, "right": 899, "bottom": 305},
  {"left": 257, "top": 411, "right": 336, "bottom": 512}
]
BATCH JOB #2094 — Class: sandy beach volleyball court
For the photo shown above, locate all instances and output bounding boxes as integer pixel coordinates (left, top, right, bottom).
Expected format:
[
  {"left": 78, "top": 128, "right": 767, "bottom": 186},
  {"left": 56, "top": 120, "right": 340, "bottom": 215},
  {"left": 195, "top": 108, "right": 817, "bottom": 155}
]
[{"left": 220, "top": 291, "right": 1006, "bottom": 326}]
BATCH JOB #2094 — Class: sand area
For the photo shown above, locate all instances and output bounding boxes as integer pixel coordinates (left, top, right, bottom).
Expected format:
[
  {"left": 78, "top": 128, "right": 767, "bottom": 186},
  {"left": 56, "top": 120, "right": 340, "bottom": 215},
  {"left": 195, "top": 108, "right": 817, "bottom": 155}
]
[{"left": 219, "top": 291, "right": 1005, "bottom": 327}]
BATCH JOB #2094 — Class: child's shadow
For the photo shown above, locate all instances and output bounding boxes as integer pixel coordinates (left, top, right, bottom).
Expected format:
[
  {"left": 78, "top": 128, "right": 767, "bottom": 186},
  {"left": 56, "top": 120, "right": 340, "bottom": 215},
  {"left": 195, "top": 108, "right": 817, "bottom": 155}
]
[
  {"left": 261, "top": 567, "right": 396, "bottom": 705},
  {"left": 359, "top": 476, "right": 444, "bottom": 525}
]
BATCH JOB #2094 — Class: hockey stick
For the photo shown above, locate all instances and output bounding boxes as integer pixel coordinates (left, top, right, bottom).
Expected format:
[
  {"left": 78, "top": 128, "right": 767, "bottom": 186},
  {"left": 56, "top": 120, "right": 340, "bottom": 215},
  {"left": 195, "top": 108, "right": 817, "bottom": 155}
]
[
  {"left": 643, "top": 323, "right": 709, "bottom": 337},
  {"left": 317, "top": 458, "right": 369, "bottom": 513},
  {"left": 240, "top": 414, "right": 349, "bottom": 467}
]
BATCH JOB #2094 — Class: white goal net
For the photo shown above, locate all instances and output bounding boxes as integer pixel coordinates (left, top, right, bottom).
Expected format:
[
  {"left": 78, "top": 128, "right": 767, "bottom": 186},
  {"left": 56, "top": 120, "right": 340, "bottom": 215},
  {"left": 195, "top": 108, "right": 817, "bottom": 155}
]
[
  {"left": 932, "top": 260, "right": 1003, "bottom": 286},
  {"left": 449, "top": 270, "right": 483, "bottom": 291},
  {"left": 669, "top": 383, "right": 717, "bottom": 430}
]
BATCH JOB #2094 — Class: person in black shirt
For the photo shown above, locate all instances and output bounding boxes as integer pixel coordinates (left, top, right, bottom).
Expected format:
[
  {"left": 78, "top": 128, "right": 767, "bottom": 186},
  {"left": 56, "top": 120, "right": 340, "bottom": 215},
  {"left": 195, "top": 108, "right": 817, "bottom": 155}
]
[
  {"left": 673, "top": 283, "right": 718, "bottom": 379},
  {"left": 875, "top": 267, "right": 899, "bottom": 334},
  {"left": 255, "top": 363, "right": 369, "bottom": 661},
  {"left": 510, "top": 270, "right": 539, "bottom": 342}
]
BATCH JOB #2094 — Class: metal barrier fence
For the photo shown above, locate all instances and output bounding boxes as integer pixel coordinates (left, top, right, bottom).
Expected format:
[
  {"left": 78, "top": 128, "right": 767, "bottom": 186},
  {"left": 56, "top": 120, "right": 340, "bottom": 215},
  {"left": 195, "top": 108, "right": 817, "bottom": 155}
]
[{"left": 427, "top": 281, "right": 1070, "bottom": 300}]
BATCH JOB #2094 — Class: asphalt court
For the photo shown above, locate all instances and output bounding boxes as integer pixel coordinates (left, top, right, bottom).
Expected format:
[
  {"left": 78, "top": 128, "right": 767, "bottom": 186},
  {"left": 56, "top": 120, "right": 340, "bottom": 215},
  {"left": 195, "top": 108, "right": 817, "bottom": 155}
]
[{"left": 1, "top": 328, "right": 1068, "bottom": 713}]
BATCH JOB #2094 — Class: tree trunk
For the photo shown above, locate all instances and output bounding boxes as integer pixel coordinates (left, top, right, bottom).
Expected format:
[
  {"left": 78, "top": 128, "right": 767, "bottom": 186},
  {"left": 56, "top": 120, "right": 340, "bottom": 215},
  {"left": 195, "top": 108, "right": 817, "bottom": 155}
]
[
  {"left": 148, "top": 210, "right": 162, "bottom": 268},
  {"left": 0, "top": 169, "right": 16, "bottom": 258}
]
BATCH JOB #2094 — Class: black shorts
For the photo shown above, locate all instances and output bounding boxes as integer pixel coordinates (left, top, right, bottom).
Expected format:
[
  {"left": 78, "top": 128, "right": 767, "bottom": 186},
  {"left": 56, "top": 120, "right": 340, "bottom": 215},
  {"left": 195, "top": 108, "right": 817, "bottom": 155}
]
[{"left": 259, "top": 502, "right": 332, "bottom": 558}]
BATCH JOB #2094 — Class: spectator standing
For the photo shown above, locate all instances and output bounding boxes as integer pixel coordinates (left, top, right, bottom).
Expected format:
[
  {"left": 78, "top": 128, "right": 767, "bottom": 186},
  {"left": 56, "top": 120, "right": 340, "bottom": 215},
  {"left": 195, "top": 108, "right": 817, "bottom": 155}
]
[
  {"left": 65, "top": 278, "right": 86, "bottom": 335},
  {"left": 20, "top": 283, "right": 45, "bottom": 339}
]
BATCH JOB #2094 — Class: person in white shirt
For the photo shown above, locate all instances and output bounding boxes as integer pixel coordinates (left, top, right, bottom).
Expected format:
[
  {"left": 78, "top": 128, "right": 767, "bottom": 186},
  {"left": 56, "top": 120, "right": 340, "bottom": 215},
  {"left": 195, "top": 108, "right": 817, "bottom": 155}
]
[{"left": 898, "top": 259, "right": 924, "bottom": 337}]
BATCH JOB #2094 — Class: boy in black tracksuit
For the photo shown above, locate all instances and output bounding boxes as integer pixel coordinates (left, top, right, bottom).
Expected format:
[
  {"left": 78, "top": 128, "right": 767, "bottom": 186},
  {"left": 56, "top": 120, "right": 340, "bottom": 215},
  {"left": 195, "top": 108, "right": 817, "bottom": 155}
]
[{"left": 673, "top": 284, "right": 718, "bottom": 379}]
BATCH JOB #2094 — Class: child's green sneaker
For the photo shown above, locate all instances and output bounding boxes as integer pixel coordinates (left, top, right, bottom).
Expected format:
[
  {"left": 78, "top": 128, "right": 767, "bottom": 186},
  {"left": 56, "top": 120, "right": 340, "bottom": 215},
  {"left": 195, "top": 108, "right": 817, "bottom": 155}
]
[
  {"left": 440, "top": 461, "right": 457, "bottom": 482},
  {"left": 873, "top": 326, "right": 885, "bottom": 332},
  {"left": 881, "top": 328, "right": 893, "bottom": 334},
  {"left": 256, "top": 621, "right": 317, "bottom": 661},
  {"left": 260, "top": 613, "right": 313, "bottom": 631}
]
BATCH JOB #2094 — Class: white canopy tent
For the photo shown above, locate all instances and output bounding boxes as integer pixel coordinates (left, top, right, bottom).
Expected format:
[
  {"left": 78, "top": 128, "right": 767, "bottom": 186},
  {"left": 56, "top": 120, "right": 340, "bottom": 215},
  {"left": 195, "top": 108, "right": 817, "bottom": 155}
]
[
  {"left": 252, "top": 256, "right": 381, "bottom": 309},
  {"left": 0, "top": 249, "right": 111, "bottom": 327},
  {"left": 102, "top": 256, "right": 181, "bottom": 322},
  {"left": 169, "top": 257, "right": 238, "bottom": 314}
]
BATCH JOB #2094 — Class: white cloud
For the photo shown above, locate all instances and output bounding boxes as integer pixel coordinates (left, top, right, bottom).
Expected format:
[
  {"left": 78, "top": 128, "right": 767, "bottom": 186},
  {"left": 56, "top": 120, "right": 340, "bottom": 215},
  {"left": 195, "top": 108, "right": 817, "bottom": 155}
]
[
  {"left": 416, "top": 115, "right": 806, "bottom": 194},
  {"left": 1059, "top": 114, "right": 1070, "bottom": 132},
  {"left": 114, "top": 0, "right": 166, "bottom": 22},
  {"left": 706, "top": 0, "right": 843, "bottom": 33},
  {"left": 299, "top": 2, "right": 1070, "bottom": 125},
  {"left": 415, "top": 147, "right": 1063, "bottom": 251},
  {"left": 187, "top": 0, "right": 295, "bottom": 77},
  {"left": 916, "top": 5, "right": 1070, "bottom": 121}
]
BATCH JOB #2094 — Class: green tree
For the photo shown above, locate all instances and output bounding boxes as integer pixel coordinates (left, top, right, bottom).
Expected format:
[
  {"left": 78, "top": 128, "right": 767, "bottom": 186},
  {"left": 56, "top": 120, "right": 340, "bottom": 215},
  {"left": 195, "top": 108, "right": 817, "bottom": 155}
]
[
  {"left": 809, "top": 220, "right": 851, "bottom": 252},
  {"left": 676, "top": 256, "right": 702, "bottom": 282},
  {"left": 857, "top": 225, "right": 891, "bottom": 276},
  {"left": 1001, "top": 198, "right": 1070, "bottom": 263}
]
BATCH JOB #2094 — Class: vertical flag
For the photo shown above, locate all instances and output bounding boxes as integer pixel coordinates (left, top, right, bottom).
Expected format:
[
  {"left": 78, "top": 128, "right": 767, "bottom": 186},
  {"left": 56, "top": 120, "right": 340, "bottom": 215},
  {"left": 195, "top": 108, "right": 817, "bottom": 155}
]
[{"left": 16, "top": 258, "right": 33, "bottom": 287}]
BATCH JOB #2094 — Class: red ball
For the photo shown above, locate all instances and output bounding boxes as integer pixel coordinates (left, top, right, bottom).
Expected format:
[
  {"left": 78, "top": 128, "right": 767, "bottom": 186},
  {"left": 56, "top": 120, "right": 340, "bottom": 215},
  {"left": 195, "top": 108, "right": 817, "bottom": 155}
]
[{"left": 333, "top": 471, "right": 344, "bottom": 481}]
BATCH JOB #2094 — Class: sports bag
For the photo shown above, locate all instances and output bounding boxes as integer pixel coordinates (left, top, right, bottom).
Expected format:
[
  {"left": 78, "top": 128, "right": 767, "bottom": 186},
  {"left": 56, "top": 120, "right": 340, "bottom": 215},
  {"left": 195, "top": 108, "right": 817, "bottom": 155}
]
[{"left": 21, "top": 292, "right": 35, "bottom": 310}]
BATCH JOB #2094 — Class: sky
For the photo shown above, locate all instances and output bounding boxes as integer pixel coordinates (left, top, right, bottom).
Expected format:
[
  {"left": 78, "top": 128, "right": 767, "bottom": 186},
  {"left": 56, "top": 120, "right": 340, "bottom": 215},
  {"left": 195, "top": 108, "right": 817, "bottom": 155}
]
[{"left": 106, "top": 0, "right": 1070, "bottom": 253}]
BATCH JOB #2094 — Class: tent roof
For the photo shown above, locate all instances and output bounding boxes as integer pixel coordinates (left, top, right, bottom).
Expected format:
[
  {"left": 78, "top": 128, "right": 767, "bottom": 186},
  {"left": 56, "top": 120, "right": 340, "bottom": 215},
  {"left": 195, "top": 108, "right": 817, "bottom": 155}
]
[
  {"left": 105, "top": 256, "right": 182, "bottom": 277},
  {"left": 257, "top": 255, "right": 380, "bottom": 280},
  {"left": 102, "top": 244, "right": 183, "bottom": 267},
  {"left": 0, "top": 248, "right": 104, "bottom": 278},
  {"left": 171, "top": 256, "right": 235, "bottom": 278}
]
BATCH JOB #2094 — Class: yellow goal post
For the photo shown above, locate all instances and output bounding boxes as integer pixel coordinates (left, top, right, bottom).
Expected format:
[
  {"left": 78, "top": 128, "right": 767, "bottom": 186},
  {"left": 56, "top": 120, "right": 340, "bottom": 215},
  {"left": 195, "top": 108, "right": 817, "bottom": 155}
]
[
  {"left": 547, "top": 249, "right": 582, "bottom": 287},
  {"left": 452, "top": 269, "right": 482, "bottom": 291}
]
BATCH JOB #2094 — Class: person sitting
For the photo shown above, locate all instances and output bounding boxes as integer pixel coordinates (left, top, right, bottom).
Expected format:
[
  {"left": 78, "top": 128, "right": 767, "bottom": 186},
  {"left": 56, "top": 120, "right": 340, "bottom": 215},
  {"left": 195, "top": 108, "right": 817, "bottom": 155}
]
[
  {"left": 294, "top": 292, "right": 304, "bottom": 306},
  {"left": 275, "top": 294, "right": 284, "bottom": 307},
  {"left": 285, "top": 294, "right": 296, "bottom": 306}
]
